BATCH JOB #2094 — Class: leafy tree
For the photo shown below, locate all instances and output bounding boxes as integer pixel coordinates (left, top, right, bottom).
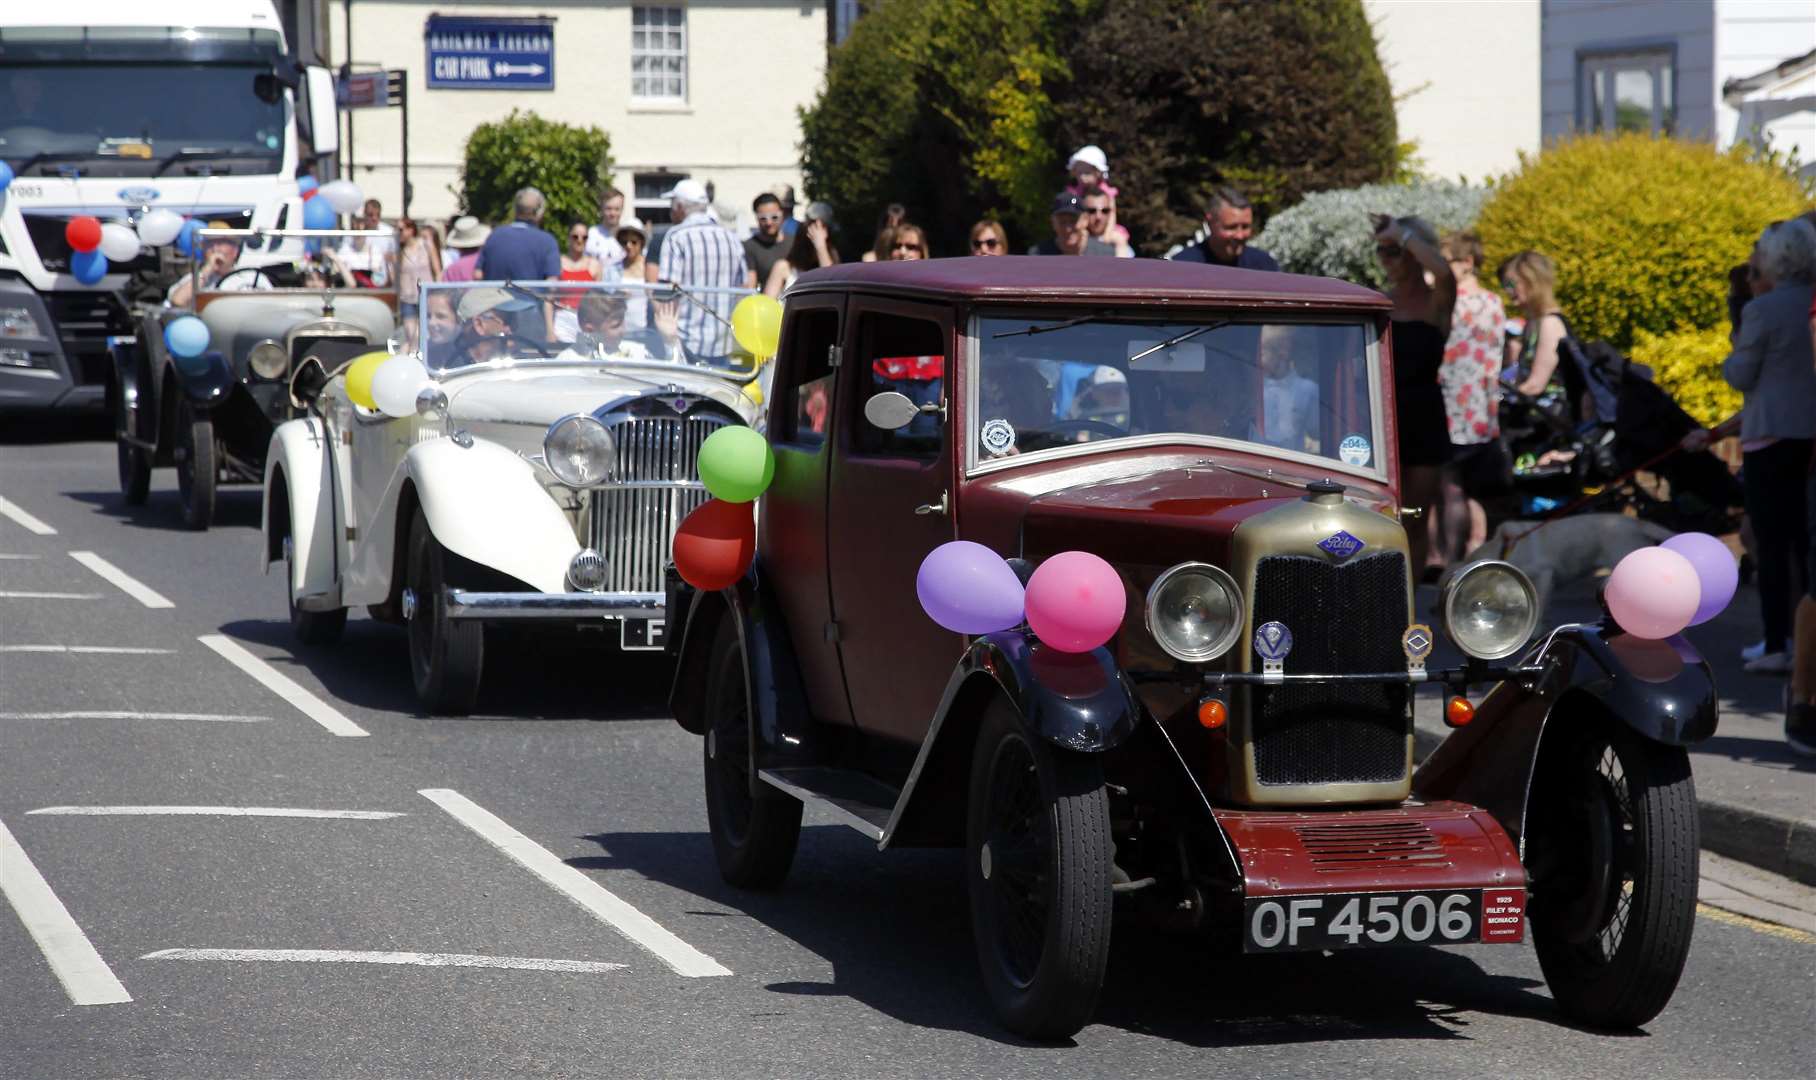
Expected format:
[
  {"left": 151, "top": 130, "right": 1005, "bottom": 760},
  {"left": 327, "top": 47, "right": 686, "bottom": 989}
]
[{"left": 458, "top": 110, "right": 614, "bottom": 239}]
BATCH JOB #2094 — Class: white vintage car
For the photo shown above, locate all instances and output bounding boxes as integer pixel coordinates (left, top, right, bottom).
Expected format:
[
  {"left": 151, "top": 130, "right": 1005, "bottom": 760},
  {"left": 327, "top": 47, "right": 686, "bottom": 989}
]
[{"left": 261, "top": 279, "right": 764, "bottom": 713}]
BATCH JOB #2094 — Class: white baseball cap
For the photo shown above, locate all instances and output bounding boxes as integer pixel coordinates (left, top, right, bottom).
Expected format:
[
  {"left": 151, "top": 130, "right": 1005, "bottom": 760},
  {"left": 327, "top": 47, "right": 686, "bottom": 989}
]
[
  {"left": 661, "top": 178, "right": 710, "bottom": 203},
  {"left": 1067, "top": 145, "right": 1110, "bottom": 177}
]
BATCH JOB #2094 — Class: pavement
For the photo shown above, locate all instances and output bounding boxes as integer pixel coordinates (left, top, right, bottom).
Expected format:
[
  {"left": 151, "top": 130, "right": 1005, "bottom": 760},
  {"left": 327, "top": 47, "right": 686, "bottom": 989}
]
[{"left": 1413, "top": 574, "right": 1816, "bottom": 886}]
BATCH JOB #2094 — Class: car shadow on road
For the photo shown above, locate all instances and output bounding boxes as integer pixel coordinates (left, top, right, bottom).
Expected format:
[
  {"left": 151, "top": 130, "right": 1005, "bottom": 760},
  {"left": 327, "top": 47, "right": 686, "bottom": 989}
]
[
  {"left": 1693, "top": 733, "right": 1814, "bottom": 772},
  {"left": 573, "top": 827, "right": 1567, "bottom": 1048},
  {"left": 62, "top": 487, "right": 264, "bottom": 533},
  {"left": 218, "top": 617, "right": 673, "bottom": 722},
  {"left": 0, "top": 415, "right": 111, "bottom": 445}
]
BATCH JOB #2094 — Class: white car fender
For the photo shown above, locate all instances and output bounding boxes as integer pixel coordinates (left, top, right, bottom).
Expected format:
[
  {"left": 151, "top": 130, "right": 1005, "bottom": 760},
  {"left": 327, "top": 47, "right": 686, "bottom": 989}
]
[
  {"left": 263, "top": 418, "right": 337, "bottom": 600},
  {"left": 404, "top": 437, "right": 579, "bottom": 595}
]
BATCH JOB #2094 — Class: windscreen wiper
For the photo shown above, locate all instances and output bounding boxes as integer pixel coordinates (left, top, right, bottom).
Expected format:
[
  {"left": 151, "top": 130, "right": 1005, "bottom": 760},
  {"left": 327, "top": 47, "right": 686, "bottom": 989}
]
[
  {"left": 10, "top": 151, "right": 102, "bottom": 176},
  {"left": 1126, "top": 319, "right": 1230, "bottom": 365},
  {"left": 992, "top": 315, "right": 1101, "bottom": 339},
  {"left": 152, "top": 149, "right": 244, "bottom": 177}
]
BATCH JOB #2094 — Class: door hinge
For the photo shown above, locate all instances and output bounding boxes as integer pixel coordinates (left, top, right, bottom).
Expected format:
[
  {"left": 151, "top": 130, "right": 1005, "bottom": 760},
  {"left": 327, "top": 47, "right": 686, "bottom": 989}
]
[
  {"left": 827, "top": 344, "right": 843, "bottom": 368},
  {"left": 823, "top": 620, "right": 841, "bottom": 642}
]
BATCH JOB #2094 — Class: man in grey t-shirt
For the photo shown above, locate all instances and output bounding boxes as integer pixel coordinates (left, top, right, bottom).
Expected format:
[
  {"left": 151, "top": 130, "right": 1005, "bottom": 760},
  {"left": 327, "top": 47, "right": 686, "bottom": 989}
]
[{"left": 1028, "top": 192, "right": 1115, "bottom": 256}]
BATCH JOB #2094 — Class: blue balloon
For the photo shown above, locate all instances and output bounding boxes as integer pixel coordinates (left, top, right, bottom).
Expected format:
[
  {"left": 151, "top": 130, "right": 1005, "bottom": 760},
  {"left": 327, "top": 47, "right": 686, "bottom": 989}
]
[
  {"left": 175, "top": 218, "right": 203, "bottom": 257},
  {"left": 301, "top": 196, "right": 336, "bottom": 230},
  {"left": 164, "top": 315, "right": 210, "bottom": 359},
  {"left": 0, "top": 160, "right": 13, "bottom": 193},
  {"left": 70, "top": 248, "right": 108, "bottom": 284},
  {"left": 297, "top": 174, "right": 319, "bottom": 195}
]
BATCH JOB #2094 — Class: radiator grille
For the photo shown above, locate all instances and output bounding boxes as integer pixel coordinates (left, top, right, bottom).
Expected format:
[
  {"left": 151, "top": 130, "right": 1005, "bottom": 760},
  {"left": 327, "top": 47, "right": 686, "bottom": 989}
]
[
  {"left": 1250, "top": 551, "right": 1410, "bottom": 786},
  {"left": 588, "top": 415, "right": 730, "bottom": 593},
  {"left": 1293, "top": 820, "right": 1448, "bottom": 871}
]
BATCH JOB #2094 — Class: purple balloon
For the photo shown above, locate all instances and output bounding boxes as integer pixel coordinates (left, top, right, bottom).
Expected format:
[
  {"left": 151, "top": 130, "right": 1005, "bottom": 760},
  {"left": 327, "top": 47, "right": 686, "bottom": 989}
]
[
  {"left": 916, "top": 541, "right": 1026, "bottom": 635},
  {"left": 1660, "top": 532, "right": 1737, "bottom": 626}
]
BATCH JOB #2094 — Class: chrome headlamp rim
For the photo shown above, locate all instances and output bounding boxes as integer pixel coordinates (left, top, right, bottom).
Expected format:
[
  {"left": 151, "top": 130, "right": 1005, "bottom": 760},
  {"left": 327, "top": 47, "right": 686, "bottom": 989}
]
[
  {"left": 542, "top": 413, "right": 616, "bottom": 488},
  {"left": 1144, "top": 560, "right": 1245, "bottom": 663},
  {"left": 247, "top": 338, "right": 287, "bottom": 380},
  {"left": 1437, "top": 559, "right": 1540, "bottom": 661}
]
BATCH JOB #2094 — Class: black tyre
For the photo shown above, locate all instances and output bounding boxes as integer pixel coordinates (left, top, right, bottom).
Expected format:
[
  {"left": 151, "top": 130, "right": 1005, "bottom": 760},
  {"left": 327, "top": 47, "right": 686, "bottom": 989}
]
[
  {"left": 966, "top": 699, "right": 1112, "bottom": 1041},
  {"left": 282, "top": 534, "right": 347, "bottom": 646},
  {"left": 406, "top": 507, "right": 483, "bottom": 715},
  {"left": 117, "top": 440, "right": 151, "bottom": 506},
  {"left": 174, "top": 400, "right": 216, "bottom": 530},
  {"left": 1529, "top": 718, "right": 1698, "bottom": 1029},
  {"left": 702, "top": 616, "right": 801, "bottom": 888}
]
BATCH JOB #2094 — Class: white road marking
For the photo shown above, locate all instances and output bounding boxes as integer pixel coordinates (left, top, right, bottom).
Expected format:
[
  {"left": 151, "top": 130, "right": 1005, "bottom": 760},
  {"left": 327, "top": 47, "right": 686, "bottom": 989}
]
[
  {"left": 0, "top": 645, "right": 177, "bottom": 654},
  {"left": 198, "top": 635, "right": 369, "bottom": 738},
  {"left": 29, "top": 806, "right": 403, "bottom": 820},
  {"left": 68, "top": 551, "right": 174, "bottom": 609},
  {"left": 0, "top": 553, "right": 43, "bottom": 559},
  {"left": 141, "top": 948, "right": 627, "bottom": 974},
  {"left": 0, "top": 496, "right": 56, "bottom": 535},
  {"left": 0, "top": 592, "right": 101, "bottom": 600},
  {"left": 0, "top": 711, "right": 267, "bottom": 723},
  {"left": 0, "top": 815, "right": 132, "bottom": 1005},
  {"left": 419, "top": 788, "right": 731, "bottom": 979}
]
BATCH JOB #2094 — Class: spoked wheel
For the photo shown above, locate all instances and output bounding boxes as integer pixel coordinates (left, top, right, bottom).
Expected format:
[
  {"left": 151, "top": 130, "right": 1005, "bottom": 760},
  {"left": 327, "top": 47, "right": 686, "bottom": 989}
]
[
  {"left": 283, "top": 535, "right": 346, "bottom": 646},
  {"left": 405, "top": 507, "right": 483, "bottom": 715},
  {"left": 1529, "top": 719, "right": 1698, "bottom": 1029},
  {"left": 966, "top": 700, "right": 1112, "bottom": 1041},
  {"left": 174, "top": 399, "right": 216, "bottom": 530},
  {"left": 702, "top": 617, "right": 801, "bottom": 888}
]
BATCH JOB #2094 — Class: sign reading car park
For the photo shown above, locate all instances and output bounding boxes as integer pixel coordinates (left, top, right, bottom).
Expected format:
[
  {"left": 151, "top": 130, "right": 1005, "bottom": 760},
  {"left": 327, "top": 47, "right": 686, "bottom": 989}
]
[{"left": 424, "top": 15, "right": 554, "bottom": 91}]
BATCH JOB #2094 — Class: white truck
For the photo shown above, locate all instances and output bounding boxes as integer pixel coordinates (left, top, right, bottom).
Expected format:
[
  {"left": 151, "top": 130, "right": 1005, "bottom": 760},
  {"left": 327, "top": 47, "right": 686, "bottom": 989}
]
[{"left": 0, "top": 0, "right": 338, "bottom": 415}]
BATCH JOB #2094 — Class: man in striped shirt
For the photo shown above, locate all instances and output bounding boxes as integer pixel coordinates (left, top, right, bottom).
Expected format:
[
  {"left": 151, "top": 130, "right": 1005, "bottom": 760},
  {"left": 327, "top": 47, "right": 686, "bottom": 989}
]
[{"left": 650, "top": 179, "right": 750, "bottom": 363}]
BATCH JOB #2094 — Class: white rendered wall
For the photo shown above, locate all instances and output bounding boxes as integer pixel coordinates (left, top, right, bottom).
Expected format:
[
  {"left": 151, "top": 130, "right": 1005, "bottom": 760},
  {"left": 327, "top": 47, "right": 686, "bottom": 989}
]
[{"left": 1714, "top": 0, "right": 1816, "bottom": 157}]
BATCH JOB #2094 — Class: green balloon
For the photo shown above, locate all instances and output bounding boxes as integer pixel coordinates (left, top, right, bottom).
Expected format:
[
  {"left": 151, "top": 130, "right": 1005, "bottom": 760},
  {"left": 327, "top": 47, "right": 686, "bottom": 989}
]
[{"left": 698, "top": 426, "right": 775, "bottom": 504}]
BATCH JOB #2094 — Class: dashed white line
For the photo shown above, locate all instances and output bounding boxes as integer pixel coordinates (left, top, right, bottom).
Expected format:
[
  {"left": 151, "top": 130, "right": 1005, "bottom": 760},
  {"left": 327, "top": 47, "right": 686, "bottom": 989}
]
[
  {"left": 29, "top": 806, "right": 403, "bottom": 820},
  {"left": 142, "top": 948, "right": 626, "bottom": 974},
  {"left": 0, "top": 553, "right": 43, "bottom": 559},
  {"left": 0, "top": 496, "right": 56, "bottom": 535},
  {"left": 68, "top": 551, "right": 173, "bottom": 609},
  {"left": 0, "top": 711, "right": 267, "bottom": 723},
  {"left": 198, "top": 634, "right": 369, "bottom": 738},
  {"left": 0, "top": 645, "right": 177, "bottom": 654},
  {"left": 0, "top": 815, "right": 132, "bottom": 1005},
  {"left": 0, "top": 592, "right": 101, "bottom": 600},
  {"left": 419, "top": 788, "right": 731, "bottom": 979}
]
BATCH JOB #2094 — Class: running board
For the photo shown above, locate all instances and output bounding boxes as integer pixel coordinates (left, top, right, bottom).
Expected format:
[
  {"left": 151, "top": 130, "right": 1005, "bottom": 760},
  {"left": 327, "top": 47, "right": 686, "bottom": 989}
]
[{"left": 757, "top": 767, "right": 899, "bottom": 842}]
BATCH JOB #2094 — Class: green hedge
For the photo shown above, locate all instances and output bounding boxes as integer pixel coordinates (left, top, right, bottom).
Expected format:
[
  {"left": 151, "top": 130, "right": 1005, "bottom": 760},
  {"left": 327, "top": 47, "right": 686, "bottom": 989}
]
[
  {"left": 1254, "top": 180, "right": 1488, "bottom": 286},
  {"left": 458, "top": 110, "right": 614, "bottom": 239}
]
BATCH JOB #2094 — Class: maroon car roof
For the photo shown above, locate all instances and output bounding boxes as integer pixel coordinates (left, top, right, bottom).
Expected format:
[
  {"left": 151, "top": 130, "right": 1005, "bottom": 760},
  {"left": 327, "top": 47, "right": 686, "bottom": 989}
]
[{"left": 787, "top": 256, "right": 1391, "bottom": 311}]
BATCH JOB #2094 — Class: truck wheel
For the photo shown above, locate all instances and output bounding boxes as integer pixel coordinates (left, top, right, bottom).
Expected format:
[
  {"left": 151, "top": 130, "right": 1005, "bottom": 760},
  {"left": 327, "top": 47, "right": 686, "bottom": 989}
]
[
  {"left": 406, "top": 507, "right": 483, "bottom": 715},
  {"left": 702, "top": 616, "right": 801, "bottom": 888},
  {"left": 175, "top": 400, "right": 215, "bottom": 530},
  {"left": 117, "top": 441, "right": 151, "bottom": 506},
  {"left": 283, "top": 536, "right": 347, "bottom": 646},
  {"left": 966, "top": 699, "right": 1112, "bottom": 1041},
  {"left": 1529, "top": 719, "right": 1697, "bottom": 1029}
]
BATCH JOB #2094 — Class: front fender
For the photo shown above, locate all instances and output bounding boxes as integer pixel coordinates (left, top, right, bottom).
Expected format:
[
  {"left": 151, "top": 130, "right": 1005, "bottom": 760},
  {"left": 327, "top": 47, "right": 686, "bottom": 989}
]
[
  {"left": 171, "top": 350, "right": 236, "bottom": 406},
  {"left": 262, "top": 418, "right": 336, "bottom": 599},
  {"left": 404, "top": 437, "right": 578, "bottom": 595},
  {"left": 1414, "top": 621, "right": 1717, "bottom": 852}
]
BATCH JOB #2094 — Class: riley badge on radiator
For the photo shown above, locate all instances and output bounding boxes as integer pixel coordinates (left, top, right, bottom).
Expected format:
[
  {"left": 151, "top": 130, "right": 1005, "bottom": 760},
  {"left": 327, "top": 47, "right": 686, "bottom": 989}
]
[{"left": 1317, "top": 529, "right": 1365, "bottom": 561}]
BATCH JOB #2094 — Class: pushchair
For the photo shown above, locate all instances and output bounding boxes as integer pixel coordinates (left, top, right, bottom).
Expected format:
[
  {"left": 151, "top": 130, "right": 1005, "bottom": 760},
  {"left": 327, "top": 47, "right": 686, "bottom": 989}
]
[{"left": 1498, "top": 337, "right": 1743, "bottom": 536}]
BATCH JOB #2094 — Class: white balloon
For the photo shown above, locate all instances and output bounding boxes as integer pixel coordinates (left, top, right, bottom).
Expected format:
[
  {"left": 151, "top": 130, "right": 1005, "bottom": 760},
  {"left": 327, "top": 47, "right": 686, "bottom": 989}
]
[
  {"left": 98, "top": 222, "right": 143, "bottom": 262},
  {"left": 136, "top": 208, "right": 185, "bottom": 247},
  {"left": 320, "top": 179, "right": 365, "bottom": 216},
  {"left": 371, "top": 355, "right": 432, "bottom": 418}
]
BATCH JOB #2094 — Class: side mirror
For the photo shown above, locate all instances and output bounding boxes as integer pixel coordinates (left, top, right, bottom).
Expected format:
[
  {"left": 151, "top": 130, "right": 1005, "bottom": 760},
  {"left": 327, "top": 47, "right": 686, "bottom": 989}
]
[
  {"left": 304, "top": 67, "right": 339, "bottom": 155},
  {"left": 864, "top": 391, "right": 923, "bottom": 431},
  {"left": 290, "top": 355, "right": 329, "bottom": 409}
]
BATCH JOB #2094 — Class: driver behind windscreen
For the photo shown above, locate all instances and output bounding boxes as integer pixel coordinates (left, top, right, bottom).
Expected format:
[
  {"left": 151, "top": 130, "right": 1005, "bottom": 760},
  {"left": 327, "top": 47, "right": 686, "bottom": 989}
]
[
  {"left": 1141, "top": 355, "right": 1256, "bottom": 442},
  {"left": 452, "top": 287, "right": 538, "bottom": 365},
  {"left": 979, "top": 357, "right": 1056, "bottom": 457},
  {"left": 166, "top": 221, "right": 273, "bottom": 306}
]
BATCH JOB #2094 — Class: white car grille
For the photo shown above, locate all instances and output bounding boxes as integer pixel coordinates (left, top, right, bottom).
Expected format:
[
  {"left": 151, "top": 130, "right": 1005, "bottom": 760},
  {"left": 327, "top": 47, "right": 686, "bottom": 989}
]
[{"left": 588, "top": 414, "right": 732, "bottom": 594}]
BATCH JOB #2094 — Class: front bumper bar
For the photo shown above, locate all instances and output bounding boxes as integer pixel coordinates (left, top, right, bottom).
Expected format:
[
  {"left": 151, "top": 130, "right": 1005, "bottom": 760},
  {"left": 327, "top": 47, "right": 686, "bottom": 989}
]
[{"left": 444, "top": 589, "right": 662, "bottom": 621}]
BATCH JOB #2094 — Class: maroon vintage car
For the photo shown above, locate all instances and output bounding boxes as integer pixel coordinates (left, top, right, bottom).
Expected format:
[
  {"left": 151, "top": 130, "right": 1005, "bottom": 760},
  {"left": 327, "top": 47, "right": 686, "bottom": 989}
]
[{"left": 665, "top": 258, "right": 1713, "bottom": 1039}]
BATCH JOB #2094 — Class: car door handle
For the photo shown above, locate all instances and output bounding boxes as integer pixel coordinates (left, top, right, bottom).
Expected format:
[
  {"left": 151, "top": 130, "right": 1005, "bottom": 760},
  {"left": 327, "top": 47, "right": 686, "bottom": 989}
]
[{"left": 914, "top": 490, "right": 948, "bottom": 516}]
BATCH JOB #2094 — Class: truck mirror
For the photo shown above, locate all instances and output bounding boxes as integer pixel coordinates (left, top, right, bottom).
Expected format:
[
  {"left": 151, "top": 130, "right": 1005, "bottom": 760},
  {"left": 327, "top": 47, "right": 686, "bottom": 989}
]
[
  {"left": 863, "top": 391, "right": 922, "bottom": 431},
  {"left": 304, "top": 68, "right": 340, "bottom": 155}
]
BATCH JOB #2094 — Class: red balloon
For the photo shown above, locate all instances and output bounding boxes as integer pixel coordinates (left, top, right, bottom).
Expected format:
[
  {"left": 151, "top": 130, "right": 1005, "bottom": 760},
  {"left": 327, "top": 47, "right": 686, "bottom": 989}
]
[
  {"left": 672, "top": 498, "right": 755, "bottom": 591},
  {"left": 65, "top": 215, "right": 103, "bottom": 253}
]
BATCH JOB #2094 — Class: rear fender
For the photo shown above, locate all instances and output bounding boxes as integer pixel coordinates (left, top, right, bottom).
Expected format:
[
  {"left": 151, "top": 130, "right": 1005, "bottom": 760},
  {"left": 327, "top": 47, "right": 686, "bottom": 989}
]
[
  {"left": 1413, "top": 622, "right": 1717, "bottom": 853},
  {"left": 403, "top": 437, "right": 578, "bottom": 595},
  {"left": 262, "top": 418, "right": 336, "bottom": 598}
]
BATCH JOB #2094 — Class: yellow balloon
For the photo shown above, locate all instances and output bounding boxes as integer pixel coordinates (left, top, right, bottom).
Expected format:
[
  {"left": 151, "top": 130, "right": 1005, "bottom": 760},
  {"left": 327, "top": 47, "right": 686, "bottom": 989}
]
[
  {"left": 344, "top": 350, "right": 389, "bottom": 410},
  {"left": 731, "top": 294, "right": 783, "bottom": 359},
  {"left": 741, "top": 380, "right": 764, "bottom": 407}
]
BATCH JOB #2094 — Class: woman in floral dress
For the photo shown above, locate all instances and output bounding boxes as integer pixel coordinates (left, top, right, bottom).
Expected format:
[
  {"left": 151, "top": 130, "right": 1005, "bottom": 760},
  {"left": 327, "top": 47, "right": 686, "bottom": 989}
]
[{"left": 1431, "top": 230, "right": 1506, "bottom": 572}]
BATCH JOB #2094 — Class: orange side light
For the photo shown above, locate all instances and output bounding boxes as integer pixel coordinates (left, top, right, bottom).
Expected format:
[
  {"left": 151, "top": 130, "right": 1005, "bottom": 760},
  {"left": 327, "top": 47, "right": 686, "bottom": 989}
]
[
  {"left": 1445, "top": 696, "right": 1475, "bottom": 728},
  {"left": 1197, "top": 698, "right": 1228, "bottom": 730}
]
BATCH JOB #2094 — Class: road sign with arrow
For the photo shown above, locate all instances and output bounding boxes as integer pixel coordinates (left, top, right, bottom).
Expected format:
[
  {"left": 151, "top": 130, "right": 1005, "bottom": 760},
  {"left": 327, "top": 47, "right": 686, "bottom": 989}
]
[{"left": 424, "top": 15, "right": 555, "bottom": 91}]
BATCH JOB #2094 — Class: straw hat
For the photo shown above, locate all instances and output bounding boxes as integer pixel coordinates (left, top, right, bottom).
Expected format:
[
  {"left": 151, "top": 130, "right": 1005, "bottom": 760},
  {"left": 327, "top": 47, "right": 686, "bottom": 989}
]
[{"left": 446, "top": 216, "right": 491, "bottom": 250}]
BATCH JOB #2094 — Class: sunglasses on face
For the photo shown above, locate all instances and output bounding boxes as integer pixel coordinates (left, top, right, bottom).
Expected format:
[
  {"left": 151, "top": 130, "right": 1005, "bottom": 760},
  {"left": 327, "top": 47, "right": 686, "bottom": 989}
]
[
  {"left": 893, "top": 242, "right": 924, "bottom": 252},
  {"left": 972, "top": 237, "right": 1001, "bottom": 250}
]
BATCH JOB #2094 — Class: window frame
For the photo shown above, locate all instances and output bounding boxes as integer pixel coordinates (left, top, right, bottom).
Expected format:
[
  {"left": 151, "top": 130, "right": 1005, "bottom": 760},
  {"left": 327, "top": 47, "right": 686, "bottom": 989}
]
[
  {"left": 773, "top": 297, "right": 845, "bottom": 450},
  {"left": 843, "top": 300, "right": 952, "bottom": 463},
  {"left": 1576, "top": 43, "right": 1677, "bottom": 136},
  {"left": 630, "top": 4, "right": 688, "bottom": 103}
]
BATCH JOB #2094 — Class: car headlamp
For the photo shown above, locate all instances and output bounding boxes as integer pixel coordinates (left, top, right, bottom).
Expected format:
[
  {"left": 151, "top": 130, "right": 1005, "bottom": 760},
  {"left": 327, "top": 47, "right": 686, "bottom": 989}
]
[
  {"left": 1438, "top": 560, "right": 1539, "bottom": 661},
  {"left": 542, "top": 414, "right": 616, "bottom": 488},
  {"left": 1145, "top": 562, "right": 1244, "bottom": 663},
  {"left": 248, "top": 339, "right": 288, "bottom": 380}
]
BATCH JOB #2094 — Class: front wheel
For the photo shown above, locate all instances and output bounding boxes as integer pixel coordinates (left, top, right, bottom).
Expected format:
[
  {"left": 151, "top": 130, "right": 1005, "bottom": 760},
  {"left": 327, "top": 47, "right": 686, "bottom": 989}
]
[
  {"left": 283, "top": 536, "right": 347, "bottom": 646},
  {"left": 117, "top": 440, "right": 151, "bottom": 506},
  {"left": 701, "top": 617, "right": 801, "bottom": 888},
  {"left": 406, "top": 507, "right": 483, "bottom": 715},
  {"left": 966, "top": 699, "right": 1112, "bottom": 1041},
  {"left": 1529, "top": 719, "right": 1698, "bottom": 1029},
  {"left": 174, "top": 400, "right": 216, "bottom": 530}
]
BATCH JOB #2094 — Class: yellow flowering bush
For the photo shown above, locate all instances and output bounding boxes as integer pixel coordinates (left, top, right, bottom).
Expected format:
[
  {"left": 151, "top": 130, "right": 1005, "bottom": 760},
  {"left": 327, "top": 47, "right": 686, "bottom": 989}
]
[
  {"left": 1631, "top": 323, "right": 1742, "bottom": 428},
  {"left": 1476, "top": 134, "right": 1810, "bottom": 351}
]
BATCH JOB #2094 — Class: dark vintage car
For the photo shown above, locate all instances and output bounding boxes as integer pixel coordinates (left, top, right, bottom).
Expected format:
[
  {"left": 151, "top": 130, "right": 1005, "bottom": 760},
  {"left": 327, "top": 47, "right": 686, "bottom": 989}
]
[
  {"left": 665, "top": 258, "right": 1716, "bottom": 1039},
  {"left": 113, "top": 229, "right": 394, "bottom": 528}
]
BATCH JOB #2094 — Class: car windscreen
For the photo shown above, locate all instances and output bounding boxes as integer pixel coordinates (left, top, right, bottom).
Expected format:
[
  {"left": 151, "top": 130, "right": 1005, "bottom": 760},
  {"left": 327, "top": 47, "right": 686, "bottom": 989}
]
[
  {"left": 0, "top": 61, "right": 285, "bottom": 176},
  {"left": 973, "top": 315, "right": 1380, "bottom": 471},
  {"left": 418, "top": 279, "right": 764, "bottom": 380}
]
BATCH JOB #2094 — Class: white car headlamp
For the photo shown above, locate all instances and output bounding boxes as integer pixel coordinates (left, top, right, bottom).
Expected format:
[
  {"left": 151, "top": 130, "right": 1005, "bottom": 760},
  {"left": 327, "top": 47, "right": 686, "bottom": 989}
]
[
  {"left": 543, "top": 415, "right": 616, "bottom": 488},
  {"left": 248, "top": 339, "right": 288, "bottom": 380},
  {"left": 1438, "top": 560, "right": 1539, "bottom": 661},
  {"left": 1145, "top": 562, "right": 1244, "bottom": 663}
]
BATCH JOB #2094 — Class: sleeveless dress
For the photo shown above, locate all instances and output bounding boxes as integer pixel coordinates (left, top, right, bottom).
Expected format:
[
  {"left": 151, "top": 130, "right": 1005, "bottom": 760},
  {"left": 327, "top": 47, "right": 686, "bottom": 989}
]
[{"left": 1391, "top": 319, "right": 1454, "bottom": 467}]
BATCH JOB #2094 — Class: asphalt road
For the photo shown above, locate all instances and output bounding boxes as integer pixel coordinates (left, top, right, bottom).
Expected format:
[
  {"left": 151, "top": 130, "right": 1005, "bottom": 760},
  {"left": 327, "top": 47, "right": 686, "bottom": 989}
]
[{"left": 3, "top": 432, "right": 1813, "bottom": 1080}]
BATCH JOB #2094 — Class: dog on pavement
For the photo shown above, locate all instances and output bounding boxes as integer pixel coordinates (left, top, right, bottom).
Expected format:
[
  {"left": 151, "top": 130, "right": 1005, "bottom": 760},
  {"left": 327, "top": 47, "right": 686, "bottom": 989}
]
[{"left": 1466, "top": 513, "right": 1674, "bottom": 615}]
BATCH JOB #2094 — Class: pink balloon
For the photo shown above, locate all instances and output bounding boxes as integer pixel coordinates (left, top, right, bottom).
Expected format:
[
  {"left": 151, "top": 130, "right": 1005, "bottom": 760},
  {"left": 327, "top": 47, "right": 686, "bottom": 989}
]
[
  {"left": 1024, "top": 551, "right": 1125, "bottom": 654},
  {"left": 1605, "top": 546, "right": 1700, "bottom": 640}
]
